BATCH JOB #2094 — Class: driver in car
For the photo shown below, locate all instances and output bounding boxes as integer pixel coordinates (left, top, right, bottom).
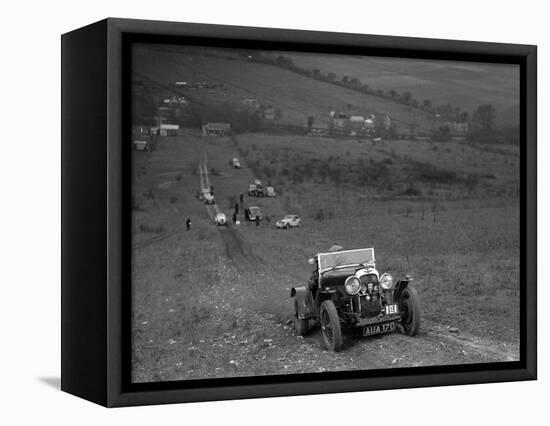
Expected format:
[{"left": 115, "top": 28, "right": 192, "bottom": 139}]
[
  {"left": 308, "top": 245, "right": 344, "bottom": 297},
  {"left": 308, "top": 258, "right": 319, "bottom": 295}
]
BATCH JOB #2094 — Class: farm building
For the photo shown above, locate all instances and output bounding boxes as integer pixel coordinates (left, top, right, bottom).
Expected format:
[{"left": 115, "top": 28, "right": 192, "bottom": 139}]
[
  {"left": 449, "top": 121, "right": 469, "bottom": 134},
  {"left": 132, "top": 125, "right": 150, "bottom": 137},
  {"left": 242, "top": 97, "right": 259, "bottom": 107},
  {"left": 364, "top": 118, "right": 375, "bottom": 129},
  {"left": 133, "top": 140, "right": 149, "bottom": 151},
  {"left": 160, "top": 123, "right": 180, "bottom": 136},
  {"left": 201, "top": 122, "right": 231, "bottom": 136},
  {"left": 349, "top": 116, "right": 365, "bottom": 123},
  {"left": 331, "top": 112, "right": 350, "bottom": 129}
]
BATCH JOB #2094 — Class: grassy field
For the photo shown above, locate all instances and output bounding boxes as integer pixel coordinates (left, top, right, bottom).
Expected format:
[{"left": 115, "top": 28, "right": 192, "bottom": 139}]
[
  {"left": 232, "top": 133, "right": 520, "bottom": 341},
  {"left": 131, "top": 130, "right": 519, "bottom": 382},
  {"left": 233, "top": 133, "right": 519, "bottom": 215}
]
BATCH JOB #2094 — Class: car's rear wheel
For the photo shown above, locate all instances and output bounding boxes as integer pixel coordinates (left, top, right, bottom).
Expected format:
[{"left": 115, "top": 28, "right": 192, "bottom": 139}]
[
  {"left": 320, "top": 300, "right": 343, "bottom": 351},
  {"left": 399, "top": 286, "right": 421, "bottom": 336},
  {"left": 293, "top": 299, "right": 309, "bottom": 336}
]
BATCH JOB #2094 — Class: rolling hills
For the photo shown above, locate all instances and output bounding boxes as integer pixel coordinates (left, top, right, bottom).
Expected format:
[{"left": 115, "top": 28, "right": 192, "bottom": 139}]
[
  {"left": 133, "top": 44, "right": 519, "bottom": 131},
  {"left": 276, "top": 52, "right": 520, "bottom": 126},
  {"left": 133, "top": 44, "right": 446, "bottom": 132}
]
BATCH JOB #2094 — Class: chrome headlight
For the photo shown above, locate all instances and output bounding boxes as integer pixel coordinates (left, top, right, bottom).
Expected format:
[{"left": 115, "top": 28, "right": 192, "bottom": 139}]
[
  {"left": 379, "top": 273, "right": 394, "bottom": 290},
  {"left": 344, "top": 276, "right": 361, "bottom": 295}
]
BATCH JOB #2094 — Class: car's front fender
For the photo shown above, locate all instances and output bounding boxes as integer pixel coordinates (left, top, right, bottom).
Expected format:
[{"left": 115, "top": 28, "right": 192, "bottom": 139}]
[
  {"left": 290, "top": 285, "right": 312, "bottom": 319},
  {"left": 393, "top": 279, "right": 411, "bottom": 301}
]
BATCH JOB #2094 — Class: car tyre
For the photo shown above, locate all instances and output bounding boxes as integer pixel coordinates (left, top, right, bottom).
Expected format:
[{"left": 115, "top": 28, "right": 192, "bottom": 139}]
[
  {"left": 399, "top": 285, "right": 421, "bottom": 336},
  {"left": 320, "top": 300, "right": 343, "bottom": 352},
  {"left": 293, "top": 299, "right": 309, "bottom": 336}
]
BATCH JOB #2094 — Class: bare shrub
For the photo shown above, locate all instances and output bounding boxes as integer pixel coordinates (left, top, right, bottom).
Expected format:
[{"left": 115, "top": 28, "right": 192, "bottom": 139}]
[
  {"left": 143, "top": 188, "right": 155, "bottom": 200},
  {"left": 400, "top": 185, "right": 422, "bottom": 196},
  {"left": 313, "top": 208, "right": 326, "bottom": 221}
]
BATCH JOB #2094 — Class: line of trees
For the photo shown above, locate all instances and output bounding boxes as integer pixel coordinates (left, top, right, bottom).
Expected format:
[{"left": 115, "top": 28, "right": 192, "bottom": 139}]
[{"left": 467, "top": 104, "right": 519, "bottom": 144}]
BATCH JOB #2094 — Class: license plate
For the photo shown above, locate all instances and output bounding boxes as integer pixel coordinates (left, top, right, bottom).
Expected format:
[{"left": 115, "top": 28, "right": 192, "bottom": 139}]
[
  {"left": 385, "top": 304, "right": 399, "bottom": 315},
  {"left": 363, "top": 322, "right": 396, "bottom": 336}
]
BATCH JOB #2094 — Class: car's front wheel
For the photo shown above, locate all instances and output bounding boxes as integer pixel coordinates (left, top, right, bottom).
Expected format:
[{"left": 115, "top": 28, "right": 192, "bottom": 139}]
[
  {"left": 399, "top": 286, "right": 421, "bottom": 336},
  {"left": 293, "top": 299, "right": 309, "bottom": 336},
  {"left": 320, "top": 300, "right": 343, "bottom": 351}
]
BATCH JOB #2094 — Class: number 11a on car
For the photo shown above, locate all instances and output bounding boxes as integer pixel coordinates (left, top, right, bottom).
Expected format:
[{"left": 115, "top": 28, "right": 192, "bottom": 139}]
[{"left": 385, "top": 304, "right": 399, "bottom": 315}]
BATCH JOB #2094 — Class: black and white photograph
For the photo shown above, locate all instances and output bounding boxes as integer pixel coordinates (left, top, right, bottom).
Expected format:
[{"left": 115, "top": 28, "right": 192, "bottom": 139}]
[
  {"left": 2, "top": 0, "right": 546, "bottom": 420},
  {"left": 130, "top": 43, "right": 521, "bottom": 383}
]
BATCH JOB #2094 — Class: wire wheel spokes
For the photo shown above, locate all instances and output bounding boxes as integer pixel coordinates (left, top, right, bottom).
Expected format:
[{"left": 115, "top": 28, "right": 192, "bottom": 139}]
[{"left": 321, "top": 310, "right": 333, "bottom": 343}]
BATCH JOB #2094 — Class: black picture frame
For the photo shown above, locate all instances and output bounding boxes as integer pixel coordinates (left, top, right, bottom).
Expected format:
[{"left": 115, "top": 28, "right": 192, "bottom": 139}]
[{"left": 61, "top": 17, "right": 537, "bottom": 407}]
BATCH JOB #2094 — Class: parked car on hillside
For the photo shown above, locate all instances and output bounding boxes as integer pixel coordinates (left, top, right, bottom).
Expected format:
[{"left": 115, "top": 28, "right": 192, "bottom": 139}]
[
  {"left": 290, "top": 247, "right": 421, "bottom": 351},
  {"left": 244, "top": 206, "right": 262, "bottom": 221},
  {"left": 276, "top": 215, "right": 302, "bottom": 229},
  {"left": 248, "top": 183, "right": 266, "bottom": 197}
]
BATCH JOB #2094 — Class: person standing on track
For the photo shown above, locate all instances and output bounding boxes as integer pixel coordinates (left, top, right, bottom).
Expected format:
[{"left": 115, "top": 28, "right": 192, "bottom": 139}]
[
  {"left": 255, "top": 216, "right": 260, "bottom": 227},
  {"left": 239, "top": 193, "right": 244, "bottom": 205},
  {"left": 186, "top": 218, "right": 191, "bottom": 231}
]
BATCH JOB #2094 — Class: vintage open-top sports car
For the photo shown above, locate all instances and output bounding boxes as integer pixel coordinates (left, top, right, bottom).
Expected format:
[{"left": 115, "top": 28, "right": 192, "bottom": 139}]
[{"left": 290, "top": 247, "right": 421, "bottom": 351}]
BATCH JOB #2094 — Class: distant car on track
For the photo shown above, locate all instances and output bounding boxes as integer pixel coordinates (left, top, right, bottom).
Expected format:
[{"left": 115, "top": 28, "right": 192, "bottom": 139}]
[
  {"left": 214, "top": 212, "right": 227, "bottom": 226},
  {"left": 276, "top": 215, "right": 302, "bottom": 229},
  {"left": 231, "top": 158, "right": 241, "bottom": 168},
  {"left": 204, "top": 193, "right": 215, "bottom": 204},
  {"left": 244, "top": 206, "right": 262, "bottom": 221}
]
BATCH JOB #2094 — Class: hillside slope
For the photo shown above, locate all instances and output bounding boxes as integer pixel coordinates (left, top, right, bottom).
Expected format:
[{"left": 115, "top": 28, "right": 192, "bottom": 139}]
[
  {"left": 133, "top": 44, "right": 445, "bottom": 132},
  {"left": 278, "top": 52, "right": 519, "bottom": 125}
]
